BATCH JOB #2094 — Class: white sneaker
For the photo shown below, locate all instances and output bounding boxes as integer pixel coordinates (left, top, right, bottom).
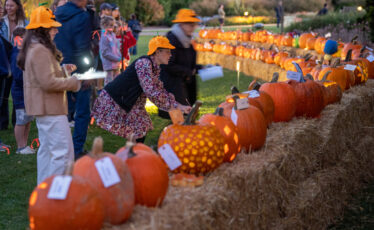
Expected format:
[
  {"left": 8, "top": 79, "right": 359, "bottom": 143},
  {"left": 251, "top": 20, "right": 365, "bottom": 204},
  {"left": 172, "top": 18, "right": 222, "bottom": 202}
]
[
  {"left": 16, "top": 146, "right": 36, "bottom": 155},
  {"left": 69, "top": 121, "right": 75, "bottom": 128}
]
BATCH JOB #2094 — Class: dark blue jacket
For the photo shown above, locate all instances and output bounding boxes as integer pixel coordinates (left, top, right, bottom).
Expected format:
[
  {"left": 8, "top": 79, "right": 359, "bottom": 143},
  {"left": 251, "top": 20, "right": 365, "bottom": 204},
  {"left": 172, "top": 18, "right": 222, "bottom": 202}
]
[
  {"left": 10, "top": 47, "right": 24, "bottom": 109},
  {"left": 54, "top": 2, "right": 94, "bottom": 73},
  {"left": 0, "top": 35, "right": 11, "bottom": 77}
]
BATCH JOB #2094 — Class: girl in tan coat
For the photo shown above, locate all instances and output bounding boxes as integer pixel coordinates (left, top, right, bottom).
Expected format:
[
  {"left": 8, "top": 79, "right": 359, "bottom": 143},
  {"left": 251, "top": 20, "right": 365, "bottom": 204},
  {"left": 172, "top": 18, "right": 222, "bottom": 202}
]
[{"left": 17, "top": 6, "right": 81, "bottom": 184}]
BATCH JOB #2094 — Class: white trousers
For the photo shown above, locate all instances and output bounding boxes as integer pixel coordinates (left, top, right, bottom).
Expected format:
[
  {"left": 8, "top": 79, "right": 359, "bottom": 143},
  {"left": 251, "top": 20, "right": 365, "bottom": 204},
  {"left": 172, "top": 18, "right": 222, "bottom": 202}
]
[{"left": 36, "top": 115, "right": 74, "bottom": 185}]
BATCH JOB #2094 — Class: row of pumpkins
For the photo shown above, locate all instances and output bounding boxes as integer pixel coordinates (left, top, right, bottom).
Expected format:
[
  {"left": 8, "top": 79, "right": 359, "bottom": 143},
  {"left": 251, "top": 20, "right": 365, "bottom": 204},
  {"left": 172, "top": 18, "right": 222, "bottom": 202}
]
[
  {"left": 197, "top": 29, "right": 365, "bottom": 58},
  {"left": 194, "top": 39, "right": 374, "bottom": 86},
  {"left": 28, "top": 55, "right": 371, "bottom": 229}
]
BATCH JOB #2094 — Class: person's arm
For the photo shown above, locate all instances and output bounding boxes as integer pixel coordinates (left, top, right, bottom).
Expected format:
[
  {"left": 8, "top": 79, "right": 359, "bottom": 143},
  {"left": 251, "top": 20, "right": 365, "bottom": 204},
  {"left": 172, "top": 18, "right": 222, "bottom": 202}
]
[
  {"left": 71, "top": 12, "right": 93, "bottom": 68},
  {"left": 135, "top": 58, "right": 178, "bottom": 111},
  {"left": 125, "top": 31, "right": 137, "bottom": 48},
  {"left": 100, "top": 34, "right": 121, "bottom": 62},
  {"left": 31, "top": 46, "right": 80, "bottom": 93}
]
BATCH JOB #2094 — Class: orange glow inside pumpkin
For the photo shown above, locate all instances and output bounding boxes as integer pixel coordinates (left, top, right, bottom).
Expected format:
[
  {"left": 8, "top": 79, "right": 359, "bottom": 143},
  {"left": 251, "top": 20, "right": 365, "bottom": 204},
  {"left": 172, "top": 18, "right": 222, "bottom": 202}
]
[{"left": 29, "top": 191, "right": 38, "bottom": 206}]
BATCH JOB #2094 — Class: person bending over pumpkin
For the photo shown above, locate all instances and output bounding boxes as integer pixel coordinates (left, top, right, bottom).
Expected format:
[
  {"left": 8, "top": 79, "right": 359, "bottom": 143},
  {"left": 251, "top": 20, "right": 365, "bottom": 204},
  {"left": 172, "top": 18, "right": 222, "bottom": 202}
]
[{"left": 92, "top": 36, "right": 191, "bottom": 143}]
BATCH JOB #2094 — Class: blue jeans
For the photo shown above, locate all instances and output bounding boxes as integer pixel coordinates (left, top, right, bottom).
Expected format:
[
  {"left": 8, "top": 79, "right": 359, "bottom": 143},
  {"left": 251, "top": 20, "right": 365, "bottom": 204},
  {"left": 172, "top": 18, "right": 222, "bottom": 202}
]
[
  {"left": 72, "top": 87, "right": 91, "bottom": 155},
  {"left": 130, "top": 33, "right": 139, "bottom": 55}
]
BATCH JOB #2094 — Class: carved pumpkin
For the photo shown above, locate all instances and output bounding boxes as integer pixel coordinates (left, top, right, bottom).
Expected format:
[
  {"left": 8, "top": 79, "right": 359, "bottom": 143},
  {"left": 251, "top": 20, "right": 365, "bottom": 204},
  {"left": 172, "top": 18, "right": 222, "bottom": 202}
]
[
  {"left": 116, "top": 138, "right": 169, "bottom": 207},
  {"left": 199, "top": 108, "right": 240, "bottom": 162},
  {"left": 219, "top": 96, "right": 267, "bottom": 152},
  {"left": 158, "top": 101, "right": 225, "bottom": 175},
  {"left": 73, "top": 137, "right": 135, "bottom": 225},
  {"left": 29, "top": 163, "right": 105, "bottom": 230},
  {"left": 318, "top": 59, "right": 348, "bottom": 91},
  {"left": 260, "top": 73, "right": 297, "bottom": 122},
  {"left": 313, "top": 71, "right": 343, "bottom": 106}
]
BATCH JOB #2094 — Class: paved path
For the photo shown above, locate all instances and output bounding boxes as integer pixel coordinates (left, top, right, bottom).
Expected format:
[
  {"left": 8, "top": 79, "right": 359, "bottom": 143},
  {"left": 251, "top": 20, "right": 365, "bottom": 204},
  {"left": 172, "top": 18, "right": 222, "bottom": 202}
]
[{"left": 140, "top": 24, "right": 278, "bottom": 36}]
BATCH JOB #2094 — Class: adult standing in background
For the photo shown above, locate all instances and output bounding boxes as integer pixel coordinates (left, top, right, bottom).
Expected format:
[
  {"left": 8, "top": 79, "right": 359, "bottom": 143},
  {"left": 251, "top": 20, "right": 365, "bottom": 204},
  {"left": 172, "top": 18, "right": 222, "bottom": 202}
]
[
  {"left": 158, "top": 9, "right": 201, "bottom": 119},
  {"left": 0, "top": 0, "right": 27, "bottom": 130},
  {"left": 50, "top": 0, "right": 67, "bottom": 13},
  {"left": 275, "top": 1, "right": 284, "bottom": 31},
  {"left": 218, "top": 4, "right": 225, "bottom": 30},
  {"left": 128, "top": 14, "right": 141, "bottom": 55},
  {"left": 54, "top": 0, "right": 95, "bottom": 159},
  {"left": 318, "top": 3, "right": 328, "bottom": 16}
]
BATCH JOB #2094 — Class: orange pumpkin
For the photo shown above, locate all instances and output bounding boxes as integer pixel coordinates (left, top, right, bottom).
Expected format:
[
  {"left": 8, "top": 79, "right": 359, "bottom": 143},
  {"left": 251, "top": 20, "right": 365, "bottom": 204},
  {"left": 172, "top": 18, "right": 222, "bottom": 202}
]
[
  {"left": 248, "top": 80, "right": 275, "bottom": 126},
  {"left": 306, "top": 37, "right": 317, "bottom": 50},
  {"left": 314, "top": 37, "right": 327, "bottom": 54},
  {"left": 274, "top": 52, "right": 289, "bottom": 66},
  {"left": 313, "top": 71, "right": 343, "bottom": 106},
  {"left": 29, "top": 163, "right": 105, "bottom": 230},
  {"left": 259, "top": 73, "right": 297, "bottom": 122},
  {"left": 116, "top": 139, "right": 169, "bottom": 207},
  {"left": 317, "top": 59, "right": 348, "bottom": 91},
  {"left": 158, "top": 101, "right": 225, "bottom": 175},
  {"left": 299, "top": 33, "right": 315, "bottom": 49},
  {"left": 219, "top": 96, "right": 267, "bottom": 152},
  {"left": 341, "top": 36, "right": 362, "bottom": 60},
  {"left": 199, "top": 108, "right": 240, "bottom": 162},
  {"left": 74, "top": 137, "right": 135, "bottom": 225}
]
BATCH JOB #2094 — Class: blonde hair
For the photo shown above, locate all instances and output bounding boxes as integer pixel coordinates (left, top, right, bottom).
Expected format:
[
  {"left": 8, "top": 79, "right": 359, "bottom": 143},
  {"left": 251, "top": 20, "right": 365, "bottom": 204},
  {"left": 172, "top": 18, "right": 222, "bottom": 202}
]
[{"left": 100, "top": 16, "right": 115, "bottom": 29}]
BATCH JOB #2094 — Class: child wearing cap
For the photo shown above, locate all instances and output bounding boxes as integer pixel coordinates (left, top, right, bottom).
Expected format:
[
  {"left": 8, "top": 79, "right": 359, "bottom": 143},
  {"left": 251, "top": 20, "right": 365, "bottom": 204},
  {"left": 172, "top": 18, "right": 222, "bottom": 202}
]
[
  {"left": 92, "top": 36, "right": 191, "bottom": 143},
  {"left": 100, "top": 16, "right": 121, "bottom": 85},
  {"left": 10, "top": 27, "right": 35, "bottom": 154},
  {"left": 18, "top": 6, "right": 81, "bottom": 184}
]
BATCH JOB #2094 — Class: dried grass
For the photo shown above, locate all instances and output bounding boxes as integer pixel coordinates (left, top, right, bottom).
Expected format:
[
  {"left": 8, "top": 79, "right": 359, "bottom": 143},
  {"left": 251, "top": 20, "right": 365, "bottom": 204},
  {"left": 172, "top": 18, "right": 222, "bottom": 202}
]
[{"left": 105, "top": 81, "right": 374, "bottom": 230}]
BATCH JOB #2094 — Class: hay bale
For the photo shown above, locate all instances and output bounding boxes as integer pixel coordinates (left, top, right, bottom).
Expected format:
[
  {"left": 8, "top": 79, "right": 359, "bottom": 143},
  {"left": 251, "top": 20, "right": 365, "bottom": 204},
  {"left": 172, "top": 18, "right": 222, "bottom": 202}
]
[{"left": 105, "top": 80, "right": 374, "bottom": 230}]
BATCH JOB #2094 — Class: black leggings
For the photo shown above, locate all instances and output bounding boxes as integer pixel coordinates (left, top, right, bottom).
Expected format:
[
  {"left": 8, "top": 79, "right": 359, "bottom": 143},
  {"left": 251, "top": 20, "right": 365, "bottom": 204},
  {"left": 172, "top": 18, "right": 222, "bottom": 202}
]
[{"left": 136, "top": 136, "right": 146, "bottom": 143}]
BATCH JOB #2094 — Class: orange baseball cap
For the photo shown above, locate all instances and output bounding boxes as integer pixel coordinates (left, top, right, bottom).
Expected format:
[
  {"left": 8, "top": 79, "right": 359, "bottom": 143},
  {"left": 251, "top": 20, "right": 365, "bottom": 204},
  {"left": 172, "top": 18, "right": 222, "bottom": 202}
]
[
  {"left": 172, "top": 9, "right": 200, "bottom": 23},
  {"left": 26, "top": 6, "right": 61, "bottom": 30},
  {"left": 147, "top": 36, "right": 175, "bottom": 55}
]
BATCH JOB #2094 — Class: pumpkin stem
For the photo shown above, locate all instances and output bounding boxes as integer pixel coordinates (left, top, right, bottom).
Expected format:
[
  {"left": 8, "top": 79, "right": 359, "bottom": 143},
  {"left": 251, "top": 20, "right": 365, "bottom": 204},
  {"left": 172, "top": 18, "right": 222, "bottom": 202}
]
[
  {"left": 292, "top": 61, "right": 303, "bottom": 74},
  {"left": 359, "top": 46, "right": 366, "bottom": 58},
  {"left": 128, "top": 146, "right": 137, "bottom": 159},
  {"left": 253, "top": 82, "right": 261, "bottom": 91},
  {"left": 351, "top": 35, "right": 358, "bottom": 43},
  {"left": 91, "top": 137, "right": 103, "bottom": 156},
  {"left": 303, "top": 53, "right": 312, "bottom": 60},
  {"left": 248, "top": 80, "right": 257, "bottom": 90},
  {"left": 271, "top": 72, "right": 279, "bottom": 83},
  {"left": 332, "top": 58, "right": 340, "bottom": 68},
  {"left": 321, "top": 70, "right": 332, "bottom": 82},
  {"left": 305, "top": 73, "right": 314, "bottom": 80},
  {"left": 345, "top": 49, "right": 352, "bottom": 62},
  {"left": 231, "top": 86, "right": 240, "bottom": 94},
  {"left": 304, "top": 54, "right": 312, "bottom": 61},
  {"left": 64, "top": 161, "right": 74, "bottom": 176},
  {"left": 183, "top": 100, "right": 203, "bottom": 125},
  {"left": 213, "top": 107, "right": 224, "bottom": 116},
  {"left": 232, "top": 95, "right": 240, "bottom": 110}
]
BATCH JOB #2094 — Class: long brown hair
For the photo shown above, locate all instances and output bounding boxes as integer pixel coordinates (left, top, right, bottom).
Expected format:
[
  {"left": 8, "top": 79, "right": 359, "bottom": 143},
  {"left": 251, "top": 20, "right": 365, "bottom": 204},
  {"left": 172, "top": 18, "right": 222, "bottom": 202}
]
[
  {"left": 3, "top": 0, "right": 26, "bottom": 22},
  {"left": 17, "top": 28, "right": 63, "bottom": 70}
]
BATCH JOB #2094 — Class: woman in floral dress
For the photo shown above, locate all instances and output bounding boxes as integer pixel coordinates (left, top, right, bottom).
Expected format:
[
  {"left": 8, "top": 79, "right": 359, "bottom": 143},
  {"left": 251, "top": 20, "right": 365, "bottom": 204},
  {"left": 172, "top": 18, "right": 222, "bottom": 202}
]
[{"left": 92, "top": 36, "right": 191, "bottom": 142}]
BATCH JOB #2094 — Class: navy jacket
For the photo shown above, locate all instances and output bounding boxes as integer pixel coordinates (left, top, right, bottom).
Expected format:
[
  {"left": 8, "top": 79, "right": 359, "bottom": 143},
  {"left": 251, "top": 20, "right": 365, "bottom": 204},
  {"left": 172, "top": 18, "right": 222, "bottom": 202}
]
[
  {"left": 54, "top": 2, "right": 94, "bottom": 73},
  {"left": 10, "top": 47, "right": 24, "bottom": 109},
  {"left": 0, "top": 35, "right": 11, "bottom": 77}
]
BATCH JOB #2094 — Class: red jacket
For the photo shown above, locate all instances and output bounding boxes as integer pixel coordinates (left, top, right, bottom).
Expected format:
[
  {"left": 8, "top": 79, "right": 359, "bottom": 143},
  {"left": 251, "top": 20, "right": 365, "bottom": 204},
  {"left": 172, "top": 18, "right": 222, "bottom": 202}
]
[{"left": 116, "top": 31, "right": 137, "bottom": 61}]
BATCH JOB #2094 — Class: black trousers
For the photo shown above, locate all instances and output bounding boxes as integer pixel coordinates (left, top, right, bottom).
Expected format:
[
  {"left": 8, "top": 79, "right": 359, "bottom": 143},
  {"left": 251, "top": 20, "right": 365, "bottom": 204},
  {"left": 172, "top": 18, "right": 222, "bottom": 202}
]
[{"left": 0, "top": 76, "right": 13, "bottom": 130}]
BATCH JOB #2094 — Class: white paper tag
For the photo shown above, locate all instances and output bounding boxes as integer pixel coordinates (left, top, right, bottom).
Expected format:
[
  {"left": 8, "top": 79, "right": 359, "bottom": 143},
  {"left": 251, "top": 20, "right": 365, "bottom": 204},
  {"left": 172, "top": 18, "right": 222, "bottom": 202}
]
[
  {"left": 367, "top": 55, "right": 374, "bottom": 62},
  {"left": 95, "top": 157, "right": 121, "bottom": 188},
  {"left": 47, "top": 175, "right": 72, "bottom": 200},
  {"left": 287, "top": 71, "right": 303, "bottom": 82},
  {"left": 231, "top": 107, "right": 238, "bottom": 125},
  {"left": 344, "top": 64, "right": 357, "bottom": 71},
  {"left": 158, "top": 144, "right": 182, "bottom": 170},
  {"left": 247, "top": 90, "right": 260, "bottom": 98},
  {"left": 236, "top": 98, "right": 249, "bottom": 110},
  {"left": 325, "top": 32, "right": 331, "bottom": 38}
]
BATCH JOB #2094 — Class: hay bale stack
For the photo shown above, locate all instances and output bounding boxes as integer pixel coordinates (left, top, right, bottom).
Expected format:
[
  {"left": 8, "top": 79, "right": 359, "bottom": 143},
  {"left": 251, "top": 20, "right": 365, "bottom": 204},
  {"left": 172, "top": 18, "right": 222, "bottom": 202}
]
[
  {"left": 106, "top": 81, "right": 374, "bottom": 230},
  {"left": 197, "top": 52, "right": 288, "bottom": 82}
]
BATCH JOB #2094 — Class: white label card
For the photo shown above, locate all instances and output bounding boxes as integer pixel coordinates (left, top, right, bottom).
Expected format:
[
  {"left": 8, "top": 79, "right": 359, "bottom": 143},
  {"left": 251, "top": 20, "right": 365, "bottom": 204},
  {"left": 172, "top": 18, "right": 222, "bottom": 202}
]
[
  {"left": 286, "top": 71, "right": 303, "bottom": 82},
  {"left": 47, "top": 175, "right": 72, "bottom": 200},
  {"left": 231, "top": 107, "right": 238, "bottom": 126},
  {"left": 158, "top": 144, "right": 182, "bottom": 170},
  {"left": 248, "top": 90, "right": 260, "bottom": 98},
  {"left": 236, "top": 98, "right": 249, "bottom": 110},
  {"left": 367, "top": 55, "right": 374, "bottom": 62},
  {"left": 95, "top": 157, "right": 121, "bottom": 188},
  {"left": 344, "top": 64, "right": 357, "bottom": 71}
]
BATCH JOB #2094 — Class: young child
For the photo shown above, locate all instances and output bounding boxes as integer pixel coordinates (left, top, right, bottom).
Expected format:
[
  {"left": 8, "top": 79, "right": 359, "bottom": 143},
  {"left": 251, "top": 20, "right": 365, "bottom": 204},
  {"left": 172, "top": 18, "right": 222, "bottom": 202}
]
[
  {"left": 100, "top": 16, "right": 121, "bottom": 85},
  {"left": 11, "top": 27, "right": 35, "bottom": 154},
  {"left": 115, "top": 20, "right": 136, "bottom": 70}
]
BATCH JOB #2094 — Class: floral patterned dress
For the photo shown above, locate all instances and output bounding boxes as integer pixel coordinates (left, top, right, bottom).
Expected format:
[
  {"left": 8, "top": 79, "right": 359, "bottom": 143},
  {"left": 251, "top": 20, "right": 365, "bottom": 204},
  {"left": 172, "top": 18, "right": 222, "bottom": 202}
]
[{"left": 91, "top": 56, "right": 178, "bottom": 139}]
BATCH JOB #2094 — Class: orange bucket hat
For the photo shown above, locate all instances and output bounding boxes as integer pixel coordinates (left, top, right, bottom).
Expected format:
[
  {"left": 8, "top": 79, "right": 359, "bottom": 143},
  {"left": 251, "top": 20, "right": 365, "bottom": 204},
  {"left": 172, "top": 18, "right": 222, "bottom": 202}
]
[
  {"left": 147, "top": 36, "right": 175, "bottom": 55},
  {"left": 26, "top": 6, "right": 61, "bottom": 30},
  {"left": 172, "top": 9, "right": 200, "bottom": 23}
]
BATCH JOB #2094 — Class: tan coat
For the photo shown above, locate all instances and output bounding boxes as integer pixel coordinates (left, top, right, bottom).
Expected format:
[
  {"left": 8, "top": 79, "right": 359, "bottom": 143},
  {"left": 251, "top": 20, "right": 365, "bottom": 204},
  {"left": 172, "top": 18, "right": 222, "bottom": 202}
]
[{"left": 24, "top": 42, "right": 80, "bottom": 116}]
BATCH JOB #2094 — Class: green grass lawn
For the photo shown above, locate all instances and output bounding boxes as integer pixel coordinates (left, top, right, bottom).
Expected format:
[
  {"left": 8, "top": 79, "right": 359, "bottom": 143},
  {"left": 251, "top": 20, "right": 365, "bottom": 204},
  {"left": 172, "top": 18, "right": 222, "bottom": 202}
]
[{"left": 0, "top": 34, "right": 373, "bottom": 229}]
